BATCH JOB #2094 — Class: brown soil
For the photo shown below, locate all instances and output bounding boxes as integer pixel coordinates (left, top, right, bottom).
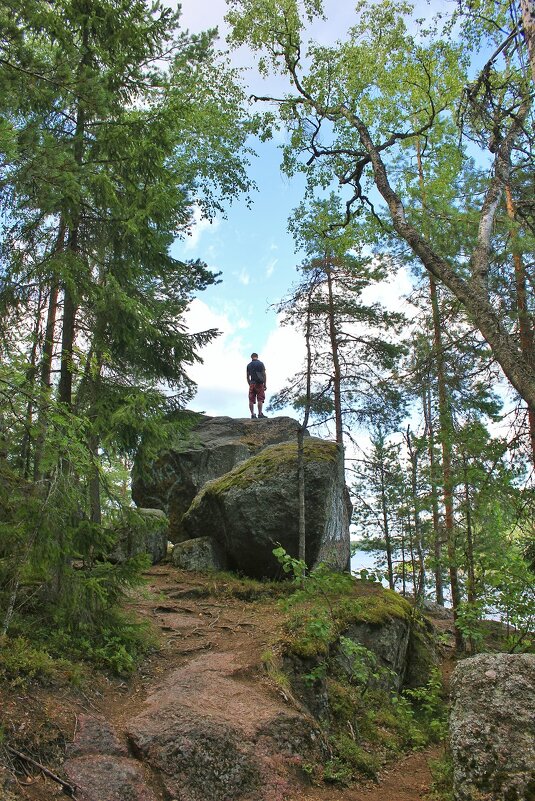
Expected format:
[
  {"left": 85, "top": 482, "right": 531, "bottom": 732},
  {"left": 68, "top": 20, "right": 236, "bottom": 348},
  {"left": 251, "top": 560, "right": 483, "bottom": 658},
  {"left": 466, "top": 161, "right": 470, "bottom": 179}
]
[{"left": 0, "top": 564, "right": 454, "bottom": 801}]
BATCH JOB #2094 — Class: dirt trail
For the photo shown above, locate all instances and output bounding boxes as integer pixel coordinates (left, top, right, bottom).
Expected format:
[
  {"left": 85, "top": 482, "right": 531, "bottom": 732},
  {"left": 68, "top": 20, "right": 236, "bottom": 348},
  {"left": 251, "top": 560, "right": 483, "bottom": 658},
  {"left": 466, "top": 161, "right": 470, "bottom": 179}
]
[{"left": 2, "top": 564, "right": 446, "bottom": 801}]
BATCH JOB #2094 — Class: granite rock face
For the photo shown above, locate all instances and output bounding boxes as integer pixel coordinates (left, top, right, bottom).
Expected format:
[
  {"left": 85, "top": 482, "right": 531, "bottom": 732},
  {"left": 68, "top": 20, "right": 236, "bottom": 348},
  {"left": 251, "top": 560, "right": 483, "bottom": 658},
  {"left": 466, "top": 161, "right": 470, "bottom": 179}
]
[
  {"left": 181, "top": 438, "right": 351, "bottom": 579},
  {"left": 172, "top": 535, "right": 228, "bottom": 572},
  {"left": 450, "top": 652, "right": 535, "bottom": 801},
  {"left": 132, "top": 415, "right": 352, "bottom": 578},
  {"left": 340, "top": 617, "right": 411, "bottom": 691},
  {"left": 132, "top": 415, "right": 303, "bottom": 544},
  {"left": 126, "top": 651, "right": 327, "bottom": 801},
  {"left": 62, "top": 714, "right": 158, "bottom": 801}
]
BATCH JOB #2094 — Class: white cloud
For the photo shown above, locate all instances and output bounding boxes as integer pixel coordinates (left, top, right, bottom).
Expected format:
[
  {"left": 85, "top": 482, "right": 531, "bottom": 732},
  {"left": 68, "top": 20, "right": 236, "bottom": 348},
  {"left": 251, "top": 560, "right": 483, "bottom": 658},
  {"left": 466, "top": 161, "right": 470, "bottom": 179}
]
[
  {"left": 361, "top": 264, "right": 414, "bottom": 314},
  {"left": 265, "top": 258, "right": 278, "bottom": 278},
  {"left": 184, "top": 300, "right": 305, "bottom": 420},
  {"left": 236, "top": 269, "right": 250, "bottom": 286},
  {"left": 262, "top": 317, "right": 305, "bottom": 396},
  {"left": 183, "top": 206, "right": 221, "bottom": 252},
  {"left": 185, "top": 299, "right": 251, "bottom": 417}
]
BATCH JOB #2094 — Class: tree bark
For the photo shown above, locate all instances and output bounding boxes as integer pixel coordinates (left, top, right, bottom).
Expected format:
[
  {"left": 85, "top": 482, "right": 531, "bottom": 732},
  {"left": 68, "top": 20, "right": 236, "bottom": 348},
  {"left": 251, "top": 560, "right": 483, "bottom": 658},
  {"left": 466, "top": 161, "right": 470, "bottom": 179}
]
[
  {"left": 325, "top": 259, "right": 343, "bottom": 445},
  {"left": 33, "top": 220, "right": 66, "bottom": 480},
  {"left": 297, "top": 296, "right": 313, "bottom": 565},
  {"left": 20, "top": 288, "right": 44, "bottom": 477},
  {"left": 520, "top": 0, "right": 535, "bottom": 85},
  {"left": 429, "top": 276, "right": 464, "bottom": 650},
  {"left": 505, "top": 182, "right": 535, "bottom": 463},
  {"left": 379, "top": 456, "right": 395, "bottom": 590},
  {"left": 405, "top": 427, "right": 426, "bottom": 601},
  {"left": 423, "top": 383, "right": 445, "bottom": 605}
]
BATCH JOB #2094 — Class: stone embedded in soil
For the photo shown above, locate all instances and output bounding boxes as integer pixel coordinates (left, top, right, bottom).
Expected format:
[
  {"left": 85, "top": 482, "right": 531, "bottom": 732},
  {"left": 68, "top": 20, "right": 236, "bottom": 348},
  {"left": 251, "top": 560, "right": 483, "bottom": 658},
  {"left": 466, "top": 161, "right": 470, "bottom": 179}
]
[
  {"left": 66, "top": 714, "right": 129, "bottom": 758},
  {"left": 129, "top": 713, "right": 261, "bottom": 801},
  {"left": 62, "top": 755, "right": 159, "bottom": 801},
  {"left": 126, "top": 651, "right": 326, "bottom": 801}
]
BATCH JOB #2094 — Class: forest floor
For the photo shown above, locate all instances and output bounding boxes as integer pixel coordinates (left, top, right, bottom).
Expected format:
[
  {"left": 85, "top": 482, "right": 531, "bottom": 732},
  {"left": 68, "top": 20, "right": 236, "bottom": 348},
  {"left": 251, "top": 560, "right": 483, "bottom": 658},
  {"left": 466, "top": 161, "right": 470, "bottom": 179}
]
[{"left": 0, "top": 563, "right": 455, "bottom": 801}]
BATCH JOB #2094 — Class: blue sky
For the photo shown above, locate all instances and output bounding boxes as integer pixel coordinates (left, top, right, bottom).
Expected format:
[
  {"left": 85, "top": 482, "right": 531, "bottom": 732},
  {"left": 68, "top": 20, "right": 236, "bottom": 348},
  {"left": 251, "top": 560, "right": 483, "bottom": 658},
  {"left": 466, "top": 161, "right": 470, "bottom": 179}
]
[
  {"left": 172, "top": 0, "right": 312, "bottom": 419},
  {"left": 171, "top": 1, "right": 422, "bottom": 420}
]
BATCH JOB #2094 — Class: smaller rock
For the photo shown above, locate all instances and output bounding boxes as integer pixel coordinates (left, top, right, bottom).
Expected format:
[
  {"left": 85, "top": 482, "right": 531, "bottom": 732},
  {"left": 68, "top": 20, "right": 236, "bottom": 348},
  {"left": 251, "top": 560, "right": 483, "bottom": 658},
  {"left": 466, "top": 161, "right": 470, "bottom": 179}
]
[
  {"left": 450, "top": 652, "right": 535, "bottom": 801},
  {"left": 422, "top": 599, "right": 453, "bottom": 620},
  {"left": 62, "top": 755, "right": 158, "bottom": 801},
  {"left": 172, "top": 536, "right": 227, "bottom": 571},
  {"left": 66, "top": 714, "right": 128, "bottom": 758},
  {"left": 341, "top": 617, "right": 411, "bottom": 690}
]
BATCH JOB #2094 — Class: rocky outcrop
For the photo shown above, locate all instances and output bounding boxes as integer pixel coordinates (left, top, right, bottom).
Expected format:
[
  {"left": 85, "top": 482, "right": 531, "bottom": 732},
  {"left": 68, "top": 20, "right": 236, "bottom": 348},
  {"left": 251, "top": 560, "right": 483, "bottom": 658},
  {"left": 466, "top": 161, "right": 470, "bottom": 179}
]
[
  {"left": 62, "top": 714, "right": 158, "bottom": 801},
  {"left": 181, "top": 438, "right": 351, "bottom": 579},
  {"left": 132, "top": 415, "right": 352, "bottom": 578},
  {"left": 132, "top": 415, "right": 304, "bottom": 544},
  {"left": 450, "top": 652, "right": 535, "bottom": 801},
  {"left": 340, "top": 617, "right": 411, "bottom": 691},
  {"left": 126, "top": 651, "right": 327, "bottom": 801}
]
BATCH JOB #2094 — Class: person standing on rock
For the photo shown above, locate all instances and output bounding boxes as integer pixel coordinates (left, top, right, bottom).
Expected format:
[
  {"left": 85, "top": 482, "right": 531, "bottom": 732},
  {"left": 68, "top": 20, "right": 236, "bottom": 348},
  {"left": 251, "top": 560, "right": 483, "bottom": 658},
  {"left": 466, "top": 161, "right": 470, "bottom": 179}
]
[{"left": 247, "top": 353, "right": 267, "bottom": 419}]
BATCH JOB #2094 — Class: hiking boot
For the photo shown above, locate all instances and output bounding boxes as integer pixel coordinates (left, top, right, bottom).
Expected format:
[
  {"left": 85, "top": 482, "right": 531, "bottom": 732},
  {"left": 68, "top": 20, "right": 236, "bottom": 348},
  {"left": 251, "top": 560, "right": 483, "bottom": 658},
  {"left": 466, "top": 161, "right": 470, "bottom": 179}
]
[
  {"left": 258, "top": 413, "right": 267, "bottom": 418},
  {"left": 251, "top": 413, "right": 257, "bottom": 419}
]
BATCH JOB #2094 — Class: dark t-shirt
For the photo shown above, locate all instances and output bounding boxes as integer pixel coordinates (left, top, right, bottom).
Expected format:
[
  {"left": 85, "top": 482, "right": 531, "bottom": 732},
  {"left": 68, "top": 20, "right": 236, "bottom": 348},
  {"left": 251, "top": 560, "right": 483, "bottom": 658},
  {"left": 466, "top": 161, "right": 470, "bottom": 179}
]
[{"left": 247, "top": 359, "right": 265, "bottom": 384}]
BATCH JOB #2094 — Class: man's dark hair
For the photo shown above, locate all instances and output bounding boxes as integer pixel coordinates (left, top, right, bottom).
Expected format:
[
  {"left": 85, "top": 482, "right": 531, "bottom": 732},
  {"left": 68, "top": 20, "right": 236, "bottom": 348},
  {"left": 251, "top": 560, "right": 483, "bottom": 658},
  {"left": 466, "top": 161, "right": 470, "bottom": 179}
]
[{"left": 251, "top": 352, "right": 258, "bottom": 359}]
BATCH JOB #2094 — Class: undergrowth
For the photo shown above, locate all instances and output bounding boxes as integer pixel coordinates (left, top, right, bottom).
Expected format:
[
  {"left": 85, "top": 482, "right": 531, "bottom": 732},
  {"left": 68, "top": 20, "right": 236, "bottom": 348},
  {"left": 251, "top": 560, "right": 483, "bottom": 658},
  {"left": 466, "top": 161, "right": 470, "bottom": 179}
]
[
  {"left": 0, "top": 552, "right": 155, "bottom": 682},
  {"left": 270, "top": 547, "right": 448, "bottom": 788}
]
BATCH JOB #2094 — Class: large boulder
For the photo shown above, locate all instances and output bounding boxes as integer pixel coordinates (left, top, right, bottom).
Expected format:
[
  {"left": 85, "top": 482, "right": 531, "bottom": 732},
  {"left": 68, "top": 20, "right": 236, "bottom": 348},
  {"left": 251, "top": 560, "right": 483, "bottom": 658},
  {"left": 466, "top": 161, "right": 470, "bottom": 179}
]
[
  {"left": 132, "top": 415, "right": 304, "bottom": 543},
  {"left": 450, "top": 652, "right": 535, "bottom": 801},
  {"left": 181, "top": 438, "right": 351, "bottom": 579}
]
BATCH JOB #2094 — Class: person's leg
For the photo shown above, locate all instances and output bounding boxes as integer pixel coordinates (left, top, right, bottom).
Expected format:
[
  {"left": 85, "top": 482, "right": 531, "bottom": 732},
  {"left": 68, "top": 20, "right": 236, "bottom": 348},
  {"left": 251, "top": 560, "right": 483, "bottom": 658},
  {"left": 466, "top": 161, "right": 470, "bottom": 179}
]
[
  {"left": 257, "top": 385, "right": 266, "bottom": 418},
  {"left": 249, "top": 384, "right": 257, "bottom": 417}
]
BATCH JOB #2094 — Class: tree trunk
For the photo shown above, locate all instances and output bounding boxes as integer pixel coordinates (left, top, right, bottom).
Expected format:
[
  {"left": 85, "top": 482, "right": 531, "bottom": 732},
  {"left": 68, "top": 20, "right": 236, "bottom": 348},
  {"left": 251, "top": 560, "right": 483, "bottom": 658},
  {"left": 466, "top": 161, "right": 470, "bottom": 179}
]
[
  {"left": 347, "top": 102, "right": 535, "bottom": 411},
  {"left": 430, "top": 276, "right": 464, "bottom": 650},
  {"left": 325, "top": 260, "right": 343, "bottom": 445},
  {"left": 379, "top": 458, "right": 395, "bottom": 590},
  {"left": 20, "top": 288, "right": 44, "bottom": 477},
  {"left": 297, "top": 297, "right": 313, "bottom": 565},
  {"left": 401, "top": 526, "right": 406, "bottom": 596},
  {"left": 33, "top": 280, "right": 59, "bottom": 480},
  {"left": 423, "top": 383, "right": 445, "bottom": 605},
  {"left": 505, "top": 183, "right": 535, "bottom": 464},
  {"left": 405, "top": 426, "right": 426, "bottom": 601},
  {"left": 462, "top": 455, "right": 477, "bottom": 654},
  {"left": 520, "top": 0, "right": 535, "bottom": 86}
]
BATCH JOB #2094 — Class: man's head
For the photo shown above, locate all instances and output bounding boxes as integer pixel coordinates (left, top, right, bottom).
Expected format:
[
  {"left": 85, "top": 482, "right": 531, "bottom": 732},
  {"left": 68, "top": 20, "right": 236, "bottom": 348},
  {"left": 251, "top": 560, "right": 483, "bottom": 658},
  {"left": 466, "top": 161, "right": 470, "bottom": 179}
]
[{"left": 251, "top": 352, "right": 258, "bottom": 359}]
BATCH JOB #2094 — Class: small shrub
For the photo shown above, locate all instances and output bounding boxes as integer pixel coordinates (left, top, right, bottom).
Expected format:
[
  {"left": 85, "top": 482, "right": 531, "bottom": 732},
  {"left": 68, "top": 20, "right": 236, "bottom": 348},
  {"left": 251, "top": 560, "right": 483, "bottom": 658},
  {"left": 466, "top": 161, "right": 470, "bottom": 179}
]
[
  {"left": 429, "top": 750, "right": 454, "bottom": 801},
  {"left": 403, "top": 669, "right": 448, "bottom": 742},
  {"left": 323, "top": 757, "right": 353, "bottom": 786},
  {"left": 0, "top": 636, "right": 77, "bottom": 687}
]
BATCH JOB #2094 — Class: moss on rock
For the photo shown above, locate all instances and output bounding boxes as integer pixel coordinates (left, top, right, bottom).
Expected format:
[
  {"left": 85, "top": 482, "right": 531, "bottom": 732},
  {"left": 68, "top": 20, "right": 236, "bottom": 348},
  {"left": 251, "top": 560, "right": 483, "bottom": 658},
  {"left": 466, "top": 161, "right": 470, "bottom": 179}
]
[{"left": 189, "top": 439, "right": 339, "bottom": 511}]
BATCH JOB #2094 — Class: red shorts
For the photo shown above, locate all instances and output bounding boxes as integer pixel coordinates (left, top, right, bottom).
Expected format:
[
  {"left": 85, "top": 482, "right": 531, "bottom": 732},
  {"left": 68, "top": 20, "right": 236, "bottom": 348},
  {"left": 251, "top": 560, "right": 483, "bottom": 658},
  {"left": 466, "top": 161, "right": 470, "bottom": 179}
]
[{"left": 249, "top": 382, "right": 265, "bottom": 404}]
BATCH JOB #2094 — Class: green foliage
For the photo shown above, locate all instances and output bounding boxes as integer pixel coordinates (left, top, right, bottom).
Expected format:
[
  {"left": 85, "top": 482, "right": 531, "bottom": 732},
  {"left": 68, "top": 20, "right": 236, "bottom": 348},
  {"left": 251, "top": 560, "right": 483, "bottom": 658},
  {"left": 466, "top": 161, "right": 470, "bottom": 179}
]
[
  {"left": 0, "top": 0, "right": 257, "bottom": 683},
  {"left": 456, "top": 601, "right": 486, "bottom": 649},
  {"left": 429, "top": 751, "right": 454, "bottom": 801},
  {"left": 327, "top": 735, "right": 381, "bottom": 782},
  {"left": 338, "top": 637, "right": 395, "bottom": 694},
  {"left": 270, "top": 546, "right": 445, "bottom": 789},
  {"left": 0, "top": 636, "right": 79, "bottom": 688},
  {"left": 403, "top": 669, "right": 448, "bottom": 742},
  {"left": 273, "top": 546, "right": 412, "bottom": 660}
]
